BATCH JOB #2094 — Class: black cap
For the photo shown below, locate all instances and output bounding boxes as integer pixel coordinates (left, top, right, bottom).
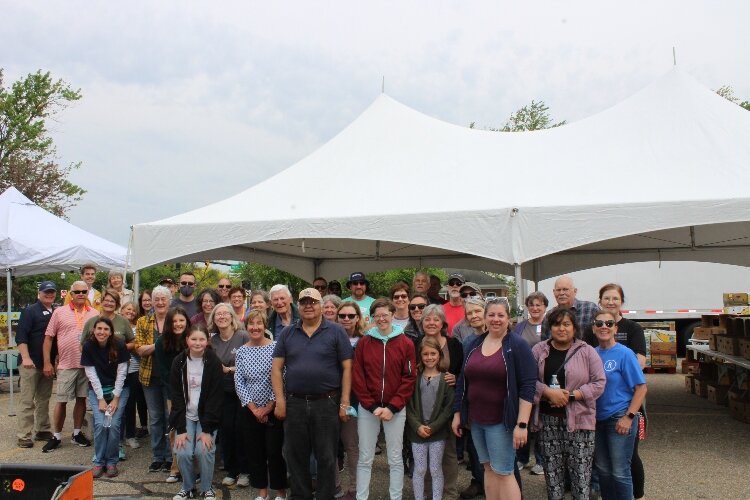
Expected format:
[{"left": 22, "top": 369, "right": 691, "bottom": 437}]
[
  {"left": 39, "top": 281, "right": 57, "bottom": 292},
  {"left": 448, "top": 272, "right": 466, "bottom": 284},
  {"left": 346, "top": 272, "right": 369, "bottom": 289}
]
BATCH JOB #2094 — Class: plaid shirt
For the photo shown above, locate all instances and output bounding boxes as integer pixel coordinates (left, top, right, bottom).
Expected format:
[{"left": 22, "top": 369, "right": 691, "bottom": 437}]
[
  {"left": 542, "top": 299, "right": 600, "bottom": 340},
  {"left": 134, "top": 313, "right": 159, "bottom": 386}
]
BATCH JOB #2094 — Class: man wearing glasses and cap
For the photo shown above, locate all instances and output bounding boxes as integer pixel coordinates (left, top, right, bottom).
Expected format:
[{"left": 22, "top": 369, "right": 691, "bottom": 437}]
[
  {"left": 442, "top": 272, "right": 467, "bottom": 336},
  {"left": 16, "top": 281, "right": 58, "bottom": 448},
  {"left": 343, "top": 272, "right": 375, "bottom": 323}
]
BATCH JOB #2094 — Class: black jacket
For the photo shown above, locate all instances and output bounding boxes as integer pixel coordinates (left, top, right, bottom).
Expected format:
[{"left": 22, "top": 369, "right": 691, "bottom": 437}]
[
  {"left": 169, "top": 348, "right": 224, "bottom": 435},
  {"left": 415, "top": 334, "right": 463, "bottom": 377}
]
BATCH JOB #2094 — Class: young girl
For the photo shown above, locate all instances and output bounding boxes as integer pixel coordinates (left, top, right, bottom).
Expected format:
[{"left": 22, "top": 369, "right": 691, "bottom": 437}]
[
  {"left": 406, "top": 336, "right": 455, "bottom": 500},
  {"left": 81, "top": 317, "right": 130, "bottom": 479},
  {"left": 169, "top": 325, "right": 224, "bottom": 500}
]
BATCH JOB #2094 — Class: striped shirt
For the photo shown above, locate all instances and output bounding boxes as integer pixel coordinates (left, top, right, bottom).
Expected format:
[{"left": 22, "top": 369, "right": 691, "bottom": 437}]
[{"left": 44, "top": 304, "right": 99, "bottom": 369}]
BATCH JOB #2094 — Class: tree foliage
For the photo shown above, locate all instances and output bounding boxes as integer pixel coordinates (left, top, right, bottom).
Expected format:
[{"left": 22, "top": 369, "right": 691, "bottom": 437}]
[
  {"left": 0, "top": 69, "right": 85, "bottom": 217},
  {"left": 234, "top": 263, "right": 310, "bottom": 297},
  {"left": 715, "top": 85, "right": 750, "bottom": 111},
  {"left": 470, "top": 100, "right": 566, "bottom": 132}
]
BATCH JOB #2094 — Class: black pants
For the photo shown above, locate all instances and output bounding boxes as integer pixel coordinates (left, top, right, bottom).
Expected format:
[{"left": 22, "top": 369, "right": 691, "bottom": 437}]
[
  {"left": 244, "top": 407, "right": 288, "bottom": 490},
  {"left": 219, "top": 391, "right": 248, "bottom": 478},
  {"left": 124, "top": 371, "right": 147, "bottom": 438},
  {"left": 284, "top": 396, "right": 340, "bottom": 500},
  {"left": 632, "top": 436, "right": 645, "bottom": 499}
]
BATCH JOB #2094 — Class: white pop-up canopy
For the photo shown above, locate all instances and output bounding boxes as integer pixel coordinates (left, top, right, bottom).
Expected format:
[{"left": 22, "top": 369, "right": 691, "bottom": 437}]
[{"left": 131, "top": 69, "right": 750, "bottom": 283}]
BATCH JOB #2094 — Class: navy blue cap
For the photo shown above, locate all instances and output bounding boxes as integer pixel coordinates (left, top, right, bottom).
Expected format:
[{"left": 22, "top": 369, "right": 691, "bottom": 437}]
[{"left": 39, "top": 281, "right": 57, "bottom": 292}]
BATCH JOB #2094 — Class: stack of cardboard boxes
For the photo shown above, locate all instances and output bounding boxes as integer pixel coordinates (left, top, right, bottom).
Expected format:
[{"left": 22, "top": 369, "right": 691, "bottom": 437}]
[{"left": 646, "top": 329, "right": 676, "bottom": 369}]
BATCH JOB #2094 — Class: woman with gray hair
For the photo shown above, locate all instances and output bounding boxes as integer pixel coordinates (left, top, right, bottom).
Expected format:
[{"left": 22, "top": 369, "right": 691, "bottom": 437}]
[
  {"left": 321, "top": 294, "right": 343, "bottom": 322},
  {"left": 108, "top": 268, "right": 134, "bottom": 308},
  {"left": 208, "top": 303, "right": 251, "bottom": 487},
  {"left": 419, "top": 304, "right": 464, "bottom": 500}
]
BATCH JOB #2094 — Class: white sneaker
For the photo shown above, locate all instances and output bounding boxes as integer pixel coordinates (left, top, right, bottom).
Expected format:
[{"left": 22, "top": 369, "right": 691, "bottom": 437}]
[
  {"left": 126, "top": 437, "right": 141, "bottom": 449},
  {"left": 221, "top": 476, "right": 236, "bottom": 486},
  {"left": 254, "top": 497, "right": 269, "bottom": 500},
  {"left": 237, "top": 473, "right": 250, "bottom": 487},
  {"left": 273, "top": 497, "right": 286, "bottom": 500},
  {"left": 530, "top": 463, "right": 544, "bottom": 475}
]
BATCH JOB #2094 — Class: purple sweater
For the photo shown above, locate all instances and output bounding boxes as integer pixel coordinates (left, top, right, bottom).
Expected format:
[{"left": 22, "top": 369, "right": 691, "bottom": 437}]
[{"left": 530, "top": 339, "right": 606, "bottom": 432}]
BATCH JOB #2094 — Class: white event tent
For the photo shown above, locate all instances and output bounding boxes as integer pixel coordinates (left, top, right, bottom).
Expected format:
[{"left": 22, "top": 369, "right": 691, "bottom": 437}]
[{"left": 131, "top": 69, "right": 750, "bottom": 294}]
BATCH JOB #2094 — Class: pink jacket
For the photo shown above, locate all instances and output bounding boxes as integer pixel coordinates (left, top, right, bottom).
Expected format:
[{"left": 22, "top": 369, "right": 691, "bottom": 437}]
[{"left": 530, "top": 339, "right": 606, "bottom": 432}]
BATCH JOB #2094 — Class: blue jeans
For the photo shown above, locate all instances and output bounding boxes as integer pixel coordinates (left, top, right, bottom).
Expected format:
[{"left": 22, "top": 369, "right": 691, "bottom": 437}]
[
  {"left": 143, "top": 382, "right": 170, "bottom": 461},
  {"left": 595, "top": 414, "right": 639, "bottom": 500},
  {"left": 174, "top": 419, "right": 217, "bottom": 494},
  {"left": 88, "top": 387, "right": 130, "bottom": 467},
  {"left": 356, "top": 405, "right": 406, "bottom": 500}
]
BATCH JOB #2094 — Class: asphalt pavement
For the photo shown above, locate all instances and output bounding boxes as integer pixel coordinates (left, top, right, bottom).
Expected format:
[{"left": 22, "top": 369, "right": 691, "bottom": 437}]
[{"left": 0, "top": 369, "right": 748, "bottom": 499}]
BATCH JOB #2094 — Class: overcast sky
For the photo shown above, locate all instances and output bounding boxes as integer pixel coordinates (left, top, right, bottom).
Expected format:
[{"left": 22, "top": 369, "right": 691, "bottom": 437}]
[{"left": 3, "top": 1, "right": 749, "bottom": 247}]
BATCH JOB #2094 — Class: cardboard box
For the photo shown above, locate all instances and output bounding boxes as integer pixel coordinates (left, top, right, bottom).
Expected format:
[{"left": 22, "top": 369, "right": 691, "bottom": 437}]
[
  {"left": 638, "top": 321, "right": 675, "bottom": 331},
  {"left": 692, "top": 327, "right": 712, "bottom": 341},
  {"left": 694, "top": 378, "right": 710, "bottom": 398},
  {"left": 650, "top": 342, "right": 677, "bottom": 354},
  {"left": 711, "top": 326, "right": 728, "bottom": 335},
  {"left": 651, "top": 354, "right": 677, "bottom": 367},
  {"left": 709, "top": 333, "right": 720, "bottom": 351},
  {"left": 723, "top": 306, "right": 750, "bottom": 315},
  {"left": 717, "top": 365, "right": 733, "bottom": 386},
  {"left": 681, "top": 359, "right": 700, "bottom": 375},
  {"left": 728, "top": 395, "right": 750, "bottom": 424},
  {"left": 707, "top": 384, "right": 730, "bottom": 406},
  {"left": 723, "top": 293, "right": 750, "bottom": 306},
  {"left": 648, "top": 330, "right": 676, "bottom": 343},
  {"left": 698, "top": 361, "right": 718, "bottom": 380},
  {"left": 718, "top": 336, "right": 742, "bottom": 356},
  {"left": 685, "top": 374, "right": 695, "bottom": 394},
  {"left": 740, "top": 338, "right": 750, "bottom": 361}
]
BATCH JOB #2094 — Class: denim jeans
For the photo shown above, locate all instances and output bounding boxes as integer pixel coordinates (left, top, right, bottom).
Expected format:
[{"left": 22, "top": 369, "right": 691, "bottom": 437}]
[
  {"left": 595, "top": 413, "right": 639, "bottom": 500},
  {"left": 356, "top": 405, "right": 406, "bottom": 500},
  {"left": 174, "top": 419, "right": 217, "bottom": 494},
  {"left": 88, "top": 387, "right": 130, "bottom": 467},
  {"left": 284, "top": 396, "right": 340, "bottom": 500},
  {"left": 143, "top": 382, "right": 170, "bottom": 461}
]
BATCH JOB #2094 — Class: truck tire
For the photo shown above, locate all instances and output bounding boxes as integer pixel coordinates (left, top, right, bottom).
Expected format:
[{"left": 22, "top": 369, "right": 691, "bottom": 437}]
[{"left": 679, "top": 321, "right": 702, "bottom": 357}]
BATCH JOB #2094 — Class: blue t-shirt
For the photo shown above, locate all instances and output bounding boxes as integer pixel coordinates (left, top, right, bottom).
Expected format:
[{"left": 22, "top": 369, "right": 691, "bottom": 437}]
[{"left": 595, "top": 343, "right": 645, "bottom": 420}]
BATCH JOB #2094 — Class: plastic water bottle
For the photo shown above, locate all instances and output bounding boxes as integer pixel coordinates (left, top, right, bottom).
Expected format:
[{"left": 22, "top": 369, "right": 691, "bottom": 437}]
[
  {"left": 103, "top": 409, "right": 112, "bottom": 428},
  {"left": 549, "top": 374, "right": 560, "bottom": 390}
]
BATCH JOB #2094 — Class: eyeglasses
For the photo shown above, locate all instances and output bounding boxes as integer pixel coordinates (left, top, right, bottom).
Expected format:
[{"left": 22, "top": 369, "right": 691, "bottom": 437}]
[
  {"left": 350, "top": 280, "right": 366, "bottom": 286},
  {"left": 299, "top": 298, "right": 320, "bottom": 306},
  {"left": 202, "top": 299, "right": 216, "bottom": 305},
  {"left": 392, "top": 294, "right": 409, "bottom": 300},
  {"left": 373, "top": 314, "right": 392, "bottom": 320},
  {"left": 180, "top": 281, "right": 195, "bottom": 286},
  {"left": 448, "top": 280, "right": 464, "bottom": 287},
  {"left": 593, "top": 320, "right": 615, "bottom": 328},
  {"left": 215, "top": 312, "right": 232, "bottom": 319},
  {"left": 314, "top": 285, "right": 327, "bottom": 290},
  {"left": 70, "top": 290, "right": 88, "bottom": 295},
  {"left": 217, "top": 284, "right": 231, "bottom": 289},
  {"left": 460, "top": 291, "right": 478, "bottom": 298},
  {"left": 408, "top": 303, "right": 427, "bottom": 311},
  {"left": 338, "top": 313, "right": 358, "bottom": 320}
]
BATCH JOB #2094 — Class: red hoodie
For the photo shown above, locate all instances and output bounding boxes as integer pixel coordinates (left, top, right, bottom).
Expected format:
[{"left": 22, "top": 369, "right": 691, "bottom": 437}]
[{"left": 352, "top": 328, "right": 417, "bottom": 413}]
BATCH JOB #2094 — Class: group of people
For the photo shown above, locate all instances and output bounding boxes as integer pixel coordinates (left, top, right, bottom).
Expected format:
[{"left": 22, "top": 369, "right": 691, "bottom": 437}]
[{"left": 15, "top": 265, "right": 649, "bottom": 500}]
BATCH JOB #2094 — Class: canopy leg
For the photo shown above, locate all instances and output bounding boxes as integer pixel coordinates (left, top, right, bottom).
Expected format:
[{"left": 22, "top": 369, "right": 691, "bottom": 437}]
[
  {"left": 514, "top": 264, "right": 523, "bottom": 319},
  {"left": 134, "top": 271, "right": 140, "bottom": 302},
  {"left": 6, "top": 268, "right": 15, "bottom": 416}
]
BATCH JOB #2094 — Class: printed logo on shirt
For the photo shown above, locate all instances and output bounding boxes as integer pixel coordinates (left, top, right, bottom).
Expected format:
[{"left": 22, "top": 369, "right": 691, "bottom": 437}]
[
  {"left": 189, "top": 376, "right": 200, "bottom": 389},
  {"left": 604, "top": 359, "right": 617, "bottom": 372}
]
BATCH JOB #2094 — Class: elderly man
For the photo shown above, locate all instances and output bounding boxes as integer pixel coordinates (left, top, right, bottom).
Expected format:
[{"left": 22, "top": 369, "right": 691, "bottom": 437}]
[
  {"left": 543, "top": 275, "right": 599, "bottom": 339},
  {"left": 216, "top": 277, "right": 233, "bottom": 303},
  {"left": 442, "top": 272, "right": 466, "bottom": 335},
  {"left": 272, "top": 288, "right": 353, "bottom": 500},
  {"left": 267, "top": 284, "right": 300, "bottom": 337},
  {"left": 16, "top": 281, "right": 57, "bottom": 448},
  {"left": 42, "top": 280, "right": 99, "bottom": 452},
  {"left": 412, "top": 272, "right": 433, "bottom": 300},
  {"left": 344, "top": 272, "right": 375, "bottom": 323},
  {"left": 63, "top": 263, "right": 102, "bottom": 311}
]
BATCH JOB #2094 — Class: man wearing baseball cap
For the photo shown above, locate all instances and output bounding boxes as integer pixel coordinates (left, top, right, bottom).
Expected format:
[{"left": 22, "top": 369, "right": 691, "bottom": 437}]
[
  {"left": 442, "top": 272, "right": 466, "bottom": 335},
  {"left": 15, "top": 281, "right": 58, "bottom": 448},
  {"left": 271, "top": 288, "right": 353, "bottom": 500},
  {"left": 343, "top": 272, "right": 375, "bottom": 323}
]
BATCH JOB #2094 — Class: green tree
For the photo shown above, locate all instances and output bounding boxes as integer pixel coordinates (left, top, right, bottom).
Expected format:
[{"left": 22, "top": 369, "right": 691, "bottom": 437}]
[
  {"left": 470, "top": 100, "right": 566, "bottom": 132},
  {"left": 234, "top": 263, "right": 310, "bottom": 297},
  {"left": 715, "top": 85, "right": 750, "bottom": 111},
  {"left": 0, "top": 69, "right": 85, "bottom": 217}
]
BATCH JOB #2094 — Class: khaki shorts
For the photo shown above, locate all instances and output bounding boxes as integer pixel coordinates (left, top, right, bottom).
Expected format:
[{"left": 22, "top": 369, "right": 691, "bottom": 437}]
[{"left": 56, "top": 368, "right": 88, "bottom": 402}]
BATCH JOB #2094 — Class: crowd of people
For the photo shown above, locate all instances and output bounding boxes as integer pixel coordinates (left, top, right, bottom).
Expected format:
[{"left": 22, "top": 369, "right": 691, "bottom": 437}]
[{"left": 15, "top": 264, "right": 649, "bottom": 500}]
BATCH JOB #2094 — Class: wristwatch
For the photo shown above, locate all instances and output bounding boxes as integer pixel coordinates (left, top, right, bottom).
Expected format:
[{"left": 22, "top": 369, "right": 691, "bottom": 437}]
[
  {"left": 626, "top": 412, "right": 636, "bottom": 419},
  {"left": 569, "top": 393, "right": 576, "bottom": 402},
  {"left": 516, "top": 422, "right": 528, "bottom": 429}
]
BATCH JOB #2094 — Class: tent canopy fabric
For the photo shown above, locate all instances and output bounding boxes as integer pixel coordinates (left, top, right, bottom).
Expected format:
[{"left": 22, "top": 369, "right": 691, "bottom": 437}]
[
  {"left": 0, "top": 187, "right": 127, "bottom": 276},
  {"left": 131, "top": 69, "right": 750, "bottom": 281}
]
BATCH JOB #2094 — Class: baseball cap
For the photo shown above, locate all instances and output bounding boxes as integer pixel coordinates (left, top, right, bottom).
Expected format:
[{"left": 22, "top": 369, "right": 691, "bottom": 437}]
[
  {"left": 346, "top": 272, "right": 370, "bottom": 288},
  {"left": 298, "top": 288, "right": 323, "bottom": 302},
  {"left": 448, "top": 272, "right": 466, "bottom": 284},
  {"left": 39, "top": 281, "right": 57, "bottom": 292},
  {"left": 159, "top": 277, "right": 175, "bottom": 285},
  {"left": 460, "top": 281, "right": 481, "bottom": 293}
]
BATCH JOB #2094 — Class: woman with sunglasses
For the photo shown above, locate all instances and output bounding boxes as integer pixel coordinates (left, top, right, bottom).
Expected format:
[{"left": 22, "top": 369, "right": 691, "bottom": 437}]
[
  {"left": 531, "top": 307, "right": 605, "bottom": 499},
  {"left": 404, "top": 293, "right": 429, "bottom": 344},
  {"left": 390, "top": 282, "right": 411, "bottom": 330},
  {"left": 336, "top": 301, "right": 365, "bottom": 499},
  {"left": 593, "top": 310, "right": 647, "bottom": 500},
  {"left": 191, "top": 289, "right": 220, "bottom": 329}
]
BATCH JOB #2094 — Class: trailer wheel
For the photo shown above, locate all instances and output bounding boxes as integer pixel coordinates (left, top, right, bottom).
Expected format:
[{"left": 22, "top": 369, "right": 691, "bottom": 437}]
[{"left": 679, "top": 321, "right": 702, "bottom": 357}]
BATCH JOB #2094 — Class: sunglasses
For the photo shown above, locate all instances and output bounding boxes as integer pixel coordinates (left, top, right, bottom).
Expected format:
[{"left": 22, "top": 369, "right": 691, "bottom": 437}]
[
  {"left": 448, "top": 280, "right": 464, "bottom": 287},
  {"left": 593, "top": 320, "right": 616, "bottom": 328},
  {"left": 409, "top": 303, "right": 427, "bottom": 311},
  {"left": 338, "top": 313, "right": 358, "bottom": 320},
  {"left": 299, "top": 298, "right": 319, "bottom": 306},
  {"left": 460, "top": 291, "right": 478, "bottom": 298},
  {"left": 180, "top": 281, "right": 195, "bottom": 286},
  {"left": 350, "top": 280, "right": 366, "bottom": 286},
  {"left": 217, "top": 284, "right": 231, "bottom": 289},
  {"left": 70, "top": 290, "right": 88, "bottom": 295},
  {"left": 392, "top": 294, "right": 409, "bottom": 300},
  {"left": 314, "top": 285, "right": 327, "bottom": 290}
]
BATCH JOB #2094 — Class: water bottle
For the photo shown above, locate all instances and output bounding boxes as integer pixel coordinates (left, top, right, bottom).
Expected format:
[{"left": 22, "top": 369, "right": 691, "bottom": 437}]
[
  {"left": 549, "top": 374, "right": 560, "bottom": 390},
  {"left": 103, "top": 408, "right": 112, "bottom": 428}
]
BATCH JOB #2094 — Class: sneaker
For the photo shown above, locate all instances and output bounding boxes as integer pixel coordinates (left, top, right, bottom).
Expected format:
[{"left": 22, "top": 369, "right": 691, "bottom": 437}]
[
  {"left": 149, "top": 461, "right": 165, "bottom": 472},
  {"left": 42, "top": 437, "right": 62, "bottom": 453},
  {"left": 92, "top": 465, "right": 105, "bottom": 478},
  {"left": 17, "top": 438, "right": 33, "bottom": 448},
  {"left": 166, "top": 472, "right": 181, "bottom": 483},
  {"left": 254, "top": 496, "right": 269, "bottom": 500},
  {"left": 202, "top": 489, "right": 216, "bottom": 499},
  {"left": 530, "top": 463, "right": 544, "bottom": 475},
  {"left": 119, "top": 445, "right": 127, "bottom": 461},
  {"left": 34, "top": 431, "right": 54, "bottom": 441},
  {"left": 106, "top": 465, "right": 119, "bottom": 478},
  {"left": 338, "top": 455, "right": 345, "bottom": 472},
  {"left": 460, "top": 481, "right": 484, "bottom": 499},
  {"left": 516, "top": 460, "right": 526, "bottom": 471},
  {"left": 72, "top": 433, "right": 92, "bottom": 447},
  {"left": 136, "top": 427, "right": 149, "bottom": 439},
  {"left": 126, "top": 437, "right": 141, "bottom": 449},
  {"left": 222, "top": 475, "right": 237, "bottom": 486},
  {"left": 237, "top": 473, "right": 250, "bottom": 487},
  {"left": 334, "top": 486, "right": 345, "bottom": 498},
  {"left": 173, "top": 489, "right": 194, "bottom": 500},
  {"left": 162, "top": 461, "right": 173, "bottom": 472}
]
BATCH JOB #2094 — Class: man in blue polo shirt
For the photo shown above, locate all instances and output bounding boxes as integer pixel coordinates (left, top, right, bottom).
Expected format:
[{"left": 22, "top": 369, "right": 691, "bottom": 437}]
[
  {"left": 272, "top": 287, "right": 353, "bottom": 500},
  {"left": 16, "top": 281, "right": 57, "bottom": 448}
]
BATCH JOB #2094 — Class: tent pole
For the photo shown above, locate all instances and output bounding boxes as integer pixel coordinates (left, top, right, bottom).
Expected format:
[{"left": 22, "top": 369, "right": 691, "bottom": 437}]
[
  {"left": 513, "top": 264, "right": 523, "bottom": 318},
  {"left": 6, "top": 268, "right": 15, "bottom": 415},
  {"left": 134, "top": 271, "right": 140, "bottom": 302},
  {"left": 533, "top": 259, "right": 540, "bottom": 292}
]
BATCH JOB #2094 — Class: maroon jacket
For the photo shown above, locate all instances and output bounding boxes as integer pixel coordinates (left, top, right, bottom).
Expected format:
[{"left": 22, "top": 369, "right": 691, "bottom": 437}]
[{"left": 352, "top": 328, "right": 417, "bottom": 413}]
